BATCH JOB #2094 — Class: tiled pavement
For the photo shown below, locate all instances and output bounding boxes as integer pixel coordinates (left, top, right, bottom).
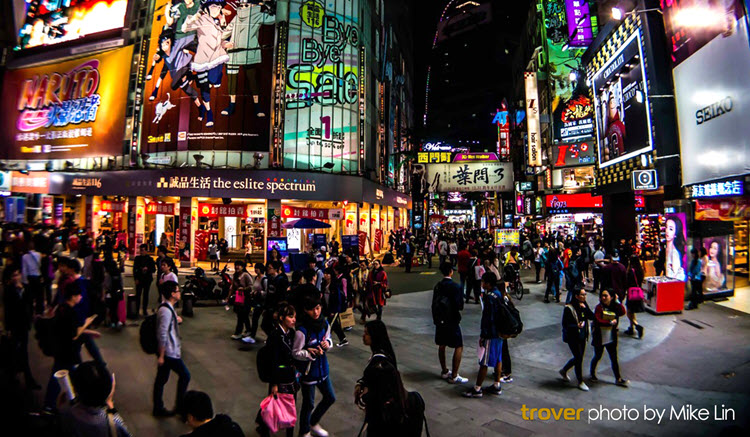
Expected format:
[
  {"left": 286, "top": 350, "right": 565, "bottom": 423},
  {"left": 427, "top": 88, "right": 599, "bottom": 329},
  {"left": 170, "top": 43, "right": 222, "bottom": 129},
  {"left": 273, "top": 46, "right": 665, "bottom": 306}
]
[{"left": 18, "top": 268, "right": 750, "bottom": 436}]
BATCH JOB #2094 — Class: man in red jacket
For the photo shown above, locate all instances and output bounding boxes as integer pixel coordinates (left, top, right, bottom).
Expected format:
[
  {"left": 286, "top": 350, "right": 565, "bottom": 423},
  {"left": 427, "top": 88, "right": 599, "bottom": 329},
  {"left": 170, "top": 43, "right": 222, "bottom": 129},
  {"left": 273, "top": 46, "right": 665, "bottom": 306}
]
[{"left": 457, "top": 245, "right": 471, "bottom": 301}]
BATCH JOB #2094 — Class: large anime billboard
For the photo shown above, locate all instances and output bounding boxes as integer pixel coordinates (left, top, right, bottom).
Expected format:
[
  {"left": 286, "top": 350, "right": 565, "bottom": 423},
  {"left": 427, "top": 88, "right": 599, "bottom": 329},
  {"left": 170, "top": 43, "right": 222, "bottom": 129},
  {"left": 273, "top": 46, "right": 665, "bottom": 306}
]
[
  {"left": 283, "top": 0, "right": 360, "bottom": 173},
  {"left": 16, "top": 0, "right": 130, "bottom": 50},
  {"left": 141, "top": 0, "right": 276, "bottom": 153}
]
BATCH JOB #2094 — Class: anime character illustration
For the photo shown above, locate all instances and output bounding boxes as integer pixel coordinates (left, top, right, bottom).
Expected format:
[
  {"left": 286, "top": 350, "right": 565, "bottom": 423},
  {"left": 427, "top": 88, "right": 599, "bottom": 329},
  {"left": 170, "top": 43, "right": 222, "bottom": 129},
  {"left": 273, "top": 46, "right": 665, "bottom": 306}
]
[
  {"left": 153, "top": 93, "right": 177, "bottom": 123},
  {"left": 221, "top": 0, "right": 276, "bottom": 117},
  {"left": 704, "top": 239, "right": 726, "bottom": 291},
  {"left": 147, "top": 29, "right": 202, "bottom": 110},
  {"left": 665, "top": 215, "right": 687, "bottom": 281},
  {"left": 182, "top": 0, "right": 235, "bottom": 127}
]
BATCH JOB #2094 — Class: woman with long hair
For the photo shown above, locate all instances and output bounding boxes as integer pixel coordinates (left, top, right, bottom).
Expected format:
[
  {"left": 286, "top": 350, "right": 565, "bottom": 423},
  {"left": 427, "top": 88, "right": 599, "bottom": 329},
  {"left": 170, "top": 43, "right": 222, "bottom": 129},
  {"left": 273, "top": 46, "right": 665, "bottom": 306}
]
[
  {"left": 355, "top": 320, "right": 408, "bottom": 436},
  {"left": 665, "top": 216, "right": 686, "bottom": 281},
  {"left": 590, "top": 289, "right": 628, "bottom": 387},
  {"left": 704, "top": 239, "right": 726, "bottom": 292},
  {"left": 367, "top": 260, "right": 388, "bottom": 321},
  {"left": 230, "top": 260, "right": 253, "bottom": 340},
  {"left": 624, "top": 256, "right": 645, "bottom": 339}
]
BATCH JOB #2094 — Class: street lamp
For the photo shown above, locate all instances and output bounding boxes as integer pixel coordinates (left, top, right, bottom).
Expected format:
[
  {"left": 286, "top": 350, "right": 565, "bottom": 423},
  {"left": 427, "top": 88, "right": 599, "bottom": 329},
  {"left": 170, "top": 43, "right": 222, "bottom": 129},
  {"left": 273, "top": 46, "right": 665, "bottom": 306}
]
[
  {"left": 569, "top": 71, "right": 577, "bottom": 82},
  {"left": 612, "top": 6, "right": 663, "bottom": 20}
]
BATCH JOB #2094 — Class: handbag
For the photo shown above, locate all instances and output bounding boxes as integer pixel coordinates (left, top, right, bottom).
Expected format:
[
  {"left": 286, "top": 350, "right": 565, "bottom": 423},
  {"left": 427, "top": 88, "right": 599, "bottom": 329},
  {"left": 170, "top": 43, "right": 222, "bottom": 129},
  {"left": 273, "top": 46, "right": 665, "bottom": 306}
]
[
  {"left": 627, "top": 287, "right": 645, "bottom": 302},
  {"left": 260, "top": 393, "right": 296, "bottom": 433},
  {"left": 234, "top": 289, "right": 245, "bottom": 305}
]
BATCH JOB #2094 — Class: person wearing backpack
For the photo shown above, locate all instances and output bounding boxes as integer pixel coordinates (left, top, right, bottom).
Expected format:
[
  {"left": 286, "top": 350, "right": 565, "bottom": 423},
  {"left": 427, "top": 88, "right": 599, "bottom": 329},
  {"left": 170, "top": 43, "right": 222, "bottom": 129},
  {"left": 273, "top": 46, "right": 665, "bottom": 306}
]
[
  {"left": 153, "top": 280, "right": 191, "bottom": 417},
  {"left": 230, "top": 260, "right": 253, "bottom": 340},
  {"left": 256, "top": 303, "right": 298, "bottom": 437},
  {"left": 432, "top": 262, "right": 468, "bottom": 385},
  {"left": 559, "top": 288, "right": 595, "bottom": 391},
  {"left": 463, "top": 272, "right": 505, "bottom": 398},
  {"left": 293, "top": 296, "right": 335, "bottom": 437},
  {"left": 183, "top": 391, "right": 244, "bottom": 437},
  {"left": 3, "top": 265, "right": 39, "bottom": 390},
  {"left": 544, "top": 250, "right": 563, "bottom": 303},
  {"left": 44, "top": 281, "right": 99, "bottom": 410}
]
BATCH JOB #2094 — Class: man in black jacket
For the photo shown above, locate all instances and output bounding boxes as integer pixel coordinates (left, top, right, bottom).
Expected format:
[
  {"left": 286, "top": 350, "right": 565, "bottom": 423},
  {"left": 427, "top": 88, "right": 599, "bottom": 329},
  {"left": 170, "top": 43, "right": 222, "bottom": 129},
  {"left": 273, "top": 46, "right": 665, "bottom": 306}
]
[
  {"left": 181, "top": 391, "right": 244, "bottom": 437},
  {"left": 133, "top": 244, "right": 157, "bottom": 316},
  {"left": 432, "top": 262, "right": 468, "bottom": 385}
]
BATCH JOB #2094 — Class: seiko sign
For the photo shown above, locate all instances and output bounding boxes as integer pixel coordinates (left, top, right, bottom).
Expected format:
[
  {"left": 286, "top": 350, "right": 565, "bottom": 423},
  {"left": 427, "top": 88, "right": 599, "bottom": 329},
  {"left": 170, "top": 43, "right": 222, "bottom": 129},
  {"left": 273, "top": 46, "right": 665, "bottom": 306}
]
[{"left": 696, "top": 97, "right": 733, "bottom": 125}]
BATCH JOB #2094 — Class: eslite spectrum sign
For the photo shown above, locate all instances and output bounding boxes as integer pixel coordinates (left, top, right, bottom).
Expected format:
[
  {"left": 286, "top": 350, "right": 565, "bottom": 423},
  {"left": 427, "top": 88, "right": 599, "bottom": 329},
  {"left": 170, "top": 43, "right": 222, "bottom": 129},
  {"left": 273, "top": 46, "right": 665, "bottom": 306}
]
[{"left": 525, "top": 72, "right": 542, "bottom": 166}]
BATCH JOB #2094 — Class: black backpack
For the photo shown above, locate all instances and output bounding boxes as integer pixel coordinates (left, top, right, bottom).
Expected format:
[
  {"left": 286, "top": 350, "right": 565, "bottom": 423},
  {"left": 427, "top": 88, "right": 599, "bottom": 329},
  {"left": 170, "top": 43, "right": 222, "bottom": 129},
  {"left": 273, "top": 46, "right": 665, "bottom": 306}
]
[
  {"left": 431, "top": 283, "right": 453, "bottom": 326},
  {"left": 34, "top": 315, "right": 58, "bottom": 357},
  {"left": 404, "top": 391, "right": 430, "bottom": 436},
  {"left": 494, "top": 295, "right": 523, "bottom": 338},
  {"left": 139, "top": 303, "right": 174, "bottom": 354},
  {"left": 256, "top": 343, "right": 273, "bottom": 383}
]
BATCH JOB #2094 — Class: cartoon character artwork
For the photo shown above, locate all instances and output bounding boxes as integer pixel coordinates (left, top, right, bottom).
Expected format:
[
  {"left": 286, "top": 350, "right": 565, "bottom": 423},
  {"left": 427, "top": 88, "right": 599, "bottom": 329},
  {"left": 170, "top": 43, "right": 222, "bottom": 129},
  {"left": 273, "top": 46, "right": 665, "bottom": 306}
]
[{"left": 153, "top": 93, "right": 177, "bottom": 124}]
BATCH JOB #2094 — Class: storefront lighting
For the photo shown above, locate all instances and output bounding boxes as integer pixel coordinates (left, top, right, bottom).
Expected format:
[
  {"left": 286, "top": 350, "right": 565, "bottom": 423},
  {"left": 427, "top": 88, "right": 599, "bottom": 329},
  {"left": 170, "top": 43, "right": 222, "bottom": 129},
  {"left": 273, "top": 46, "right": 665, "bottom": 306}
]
[
  {"left": 569, "top": 71, "right": 577, "bottom": 82},
  {"left": 640, "top": 154, "right": 648, "bottom": 168}
]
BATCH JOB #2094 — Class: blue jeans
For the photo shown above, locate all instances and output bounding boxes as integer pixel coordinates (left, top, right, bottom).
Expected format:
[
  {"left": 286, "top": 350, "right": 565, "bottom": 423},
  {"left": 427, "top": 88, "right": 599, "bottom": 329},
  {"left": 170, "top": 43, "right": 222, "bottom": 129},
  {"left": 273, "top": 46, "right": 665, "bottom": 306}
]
[
  {"left": 299, "top": 377, "right": 336, "bottom": 434},
  {"left": 153, "top": 357, "right": 191, "bottom": 412}
]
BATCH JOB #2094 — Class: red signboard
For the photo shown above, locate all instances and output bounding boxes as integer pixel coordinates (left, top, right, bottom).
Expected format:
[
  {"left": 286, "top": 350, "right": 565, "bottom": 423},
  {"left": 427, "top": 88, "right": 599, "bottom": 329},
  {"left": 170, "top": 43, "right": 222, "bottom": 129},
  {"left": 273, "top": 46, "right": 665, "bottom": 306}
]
[
  {"left": 546, "top": 193, "right": 603, "bottom": 209},
  {"left": 145, "top": 202, "right": 174, "bottom": 215},
  {"left": 11, "top": 171, "right": 49, "bottom": 194},
  {"left": 268, "top": 209, "right": 281, "bottom": 238},
  {"left": 100, "top": 200, "right": 125, "bottom": 213},
  {"left": 177, "top": 206, "right": 192, "bottom": 262},
  {"left": 199, "top": 203, "right": 246, "bottom": 217},
  {"left": 282, "top": 206, "right": 341, "bottom": 220},
  {"left": 127, "top": 203, "right": 137, "bottom": 256}
]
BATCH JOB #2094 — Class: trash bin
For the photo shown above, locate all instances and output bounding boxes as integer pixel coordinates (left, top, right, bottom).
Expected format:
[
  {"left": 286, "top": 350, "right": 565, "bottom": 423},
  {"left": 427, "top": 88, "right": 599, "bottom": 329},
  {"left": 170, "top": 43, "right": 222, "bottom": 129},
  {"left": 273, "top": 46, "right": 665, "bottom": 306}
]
[
  {"left": 182, "top": 293, "right": 194, "bottom": 317},
  {"left": 127, "top": 294, "right": 138, "bottom": 319}
]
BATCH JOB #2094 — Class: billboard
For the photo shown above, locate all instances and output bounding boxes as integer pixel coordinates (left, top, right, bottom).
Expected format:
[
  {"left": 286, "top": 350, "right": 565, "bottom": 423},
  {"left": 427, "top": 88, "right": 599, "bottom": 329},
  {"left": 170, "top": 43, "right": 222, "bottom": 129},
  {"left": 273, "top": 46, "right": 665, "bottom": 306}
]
[
  {"left": 664, "top": 1, "right": 750, "bottom": 185},
  {"left": 592, "top": 31, "right": 653, "bottom": 168},
  {"left": 283, "top": 0, "right": 360, "bottom": 173},
  {"left": 426, "top": 162, "right": 513, "bottom": 193},
  {"left": 665, "top": 213, "right": 688, "bottom": 281},
  {"left": 0, "top": 45, "right": 132, "bottom": 159},
  {"left": 524, "top": 72, "right": 541, "bottom": 166},
  {"left": 552, "top": 141, "right": 595, "bottom": 167},
  {"left": 565, "top": 0, "right": 595, "bottom": 47},
  {"left": 141, "top": 0, "right": 276, "bottom": 153},
  {"left": 545, "top": 193, "right": 602, "bottom": 209},
  {"left": 16, "top": 0, "right": 129, "bottom": 51}
]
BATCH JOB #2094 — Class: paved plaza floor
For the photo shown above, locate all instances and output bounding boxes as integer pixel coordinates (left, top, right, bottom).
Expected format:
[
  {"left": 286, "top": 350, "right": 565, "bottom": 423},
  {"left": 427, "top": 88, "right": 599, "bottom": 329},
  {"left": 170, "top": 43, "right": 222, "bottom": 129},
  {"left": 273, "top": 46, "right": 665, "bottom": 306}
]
[{"left": 17, "top": 264, "right": 750, "bottom": 436}]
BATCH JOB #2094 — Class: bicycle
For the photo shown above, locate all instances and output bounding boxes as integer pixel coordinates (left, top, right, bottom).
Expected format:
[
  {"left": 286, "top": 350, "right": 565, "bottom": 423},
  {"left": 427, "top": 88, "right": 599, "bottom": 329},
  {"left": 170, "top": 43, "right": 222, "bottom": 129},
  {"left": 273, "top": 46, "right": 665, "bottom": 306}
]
[{"left": 504, "top": 264, "right": 524, "bottom": 300}]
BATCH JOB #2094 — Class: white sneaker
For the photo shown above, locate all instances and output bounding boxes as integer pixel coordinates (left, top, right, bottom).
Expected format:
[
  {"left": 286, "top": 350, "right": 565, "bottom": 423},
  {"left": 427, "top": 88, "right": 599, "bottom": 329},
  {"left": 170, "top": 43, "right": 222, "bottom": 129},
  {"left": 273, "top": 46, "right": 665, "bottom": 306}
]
[
  {"left": 450, "top": 374, "right": 469, "bottom": 384},
  {"left": 559, "top": 368, "right": 570, "bottom": 382},
  {"left": 440, "top": 370, "right": 453, "bottom": 380},
  {"left": 241, "top": 336, "right": 256, "bottom": 344},
  {"left": 310, "top": 423, "right": 329, "bottom": 437},
  {"left": 578, "top": 382, "right": 590, "bottom": 391},
  {"left": 230, "top": 334, "right": 242, "bottom": 340}
]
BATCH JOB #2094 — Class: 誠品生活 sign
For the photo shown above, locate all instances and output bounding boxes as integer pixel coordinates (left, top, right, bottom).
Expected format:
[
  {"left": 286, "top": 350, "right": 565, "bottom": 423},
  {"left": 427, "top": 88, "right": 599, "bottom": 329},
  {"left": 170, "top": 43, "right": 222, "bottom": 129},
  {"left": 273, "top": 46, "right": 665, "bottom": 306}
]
[
  {"left": 0, "top": 46, "right": 133, "bottom": 160},
  {"left": 525, "top": 72, "right": 542, "bottom": 166},
  {"left": 663, "top": 0, "right": 750, "bottom": 186},
  {"left": 426, "top": 162, "right": 513, "bottom": 193}
]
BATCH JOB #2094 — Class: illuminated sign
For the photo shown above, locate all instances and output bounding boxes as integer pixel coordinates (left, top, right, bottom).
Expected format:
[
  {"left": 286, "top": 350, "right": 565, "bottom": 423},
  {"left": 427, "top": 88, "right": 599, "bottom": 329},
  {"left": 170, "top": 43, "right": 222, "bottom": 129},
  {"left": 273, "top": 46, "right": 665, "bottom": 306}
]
[
  {"left": 453, "top": 153, "right": 499, "bottom": 162},
  {"left": 282, "top": 206, "right": 343, "bottom": 220},
  {"left": 690, "top": 180, "right": 744, "bottom": 198},
  {"left": 396, "top": 196, "right": 409, "bottom": 206},
  {"left": 555, "top": 94, "right": 595, "bottom": 142},
  {"left": 375, "top": 189, "right": 384, "bottom": 199},
  {"left": 524, "top": 72, "right": 541, "bottom": 166},
  {"left": 145, "top": 202, "right": 174, "bottom": 215},
  {"left": 447, "top": 192, "right": 466, "bottom": 203},
  {"left": 418, "top": 152, "right": 498, "bottom": 163},
  {"left": 284, "top": 0, "right": 360, "bottom": 172},
  {"left": 517, "top": 182, "right": 533, "bottom": 191},
  {"left": 199, "top": 204, "right": 247, "bottom": 218},
  {"left": 632, "top": 170, "right": 658, "bottom": 191},
  {"left": 546, "top": 193, "right": 603, "bottom": 210},
  {"left": 16, "top": 0, "right": 129, "bottom": 51},
  {"left": 444, "top": 209, "right": 472, "bottom": 216},
  {"left": 100, "top": 201, "right": 125, "bottom": 213},
  {"left": 1, "top": 46, "right": 132, "bottom": 159},
  {"left": 10, "top": 172, "right": 50, "bottom": 194},
  {"left": 427, "top": 162, "right": 514, "bottom": 193},
  {"left": 421, "top": 142, "right": 453, "bottom": 152},
  {"left": 495, "top": 229, "right": 520, "bottom": 246},
  {"left": 565, "top": 0, "right": 595, "bottom": 47},
  {"left": 552, "top": 141, "right": 595, "bottom": 167}
]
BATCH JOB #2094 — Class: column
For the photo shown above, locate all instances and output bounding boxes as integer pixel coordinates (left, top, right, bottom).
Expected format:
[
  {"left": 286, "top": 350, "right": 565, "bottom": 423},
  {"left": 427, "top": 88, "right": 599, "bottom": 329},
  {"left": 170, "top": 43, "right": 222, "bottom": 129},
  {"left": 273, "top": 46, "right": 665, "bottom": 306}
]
[
  {"left": 266, "top": 199, "right": 281, "bottom": 264},
  {"left": 177, "top": 197, "right": 197, "bottom": 267}
]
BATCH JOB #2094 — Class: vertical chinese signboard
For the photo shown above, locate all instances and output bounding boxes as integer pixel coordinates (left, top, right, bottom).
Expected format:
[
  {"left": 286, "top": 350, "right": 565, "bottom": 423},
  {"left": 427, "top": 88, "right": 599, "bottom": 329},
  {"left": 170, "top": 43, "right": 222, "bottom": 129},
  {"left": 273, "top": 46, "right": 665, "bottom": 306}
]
[
  {"left": 178, "top": 206, "right": 191, "bottom": 262},
  {"left": 524, "top": 72, "right": 542, "bottom": 166},
  {"left": 283, "top": 0, "right": 361, "bottom": 173}
]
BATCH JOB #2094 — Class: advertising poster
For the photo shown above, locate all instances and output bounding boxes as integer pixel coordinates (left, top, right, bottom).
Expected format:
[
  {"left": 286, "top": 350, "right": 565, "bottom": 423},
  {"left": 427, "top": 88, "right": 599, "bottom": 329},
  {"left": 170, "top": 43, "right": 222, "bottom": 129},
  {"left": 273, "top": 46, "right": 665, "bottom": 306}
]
[
  {"left": 0, "top": 45, "right": 132, "bottom": 159},
  {"left": 426, "top": 162, "right": 513, "bottom": 193},
  {"left": 16, "top": 0, "right": 129, "bottom": 50},
  {"left": 565, "top": 0, "right": 595, "bottom": 47},
  {"left": 524, "top": 72, "right": 541, "bottom": 166},
  {"left": 562, "top": 166, "right": 595, "bottom": 189},
  {"left": 702, "top": 236, "right": 731, "bottom": 294},
  {"left": 552, "top": 141, "right": 595, "bottom": 167},
  {"left": 592, "top": 31, "right": 653, "bottom": 168},
  {"left": 495, "top": 229, "right": 519, "bottom": 247},
  {"left": 283, "top": 0, "right": 360, "bottom": 173},
  {"left": 664, "top": 213, "right": 688, "bottom": 281},
  {"left": 664, "top": 1, "right": 750, "bottom": 185},
  {"left": 142, "top": 0, "right": 276, "bottom": 153}
]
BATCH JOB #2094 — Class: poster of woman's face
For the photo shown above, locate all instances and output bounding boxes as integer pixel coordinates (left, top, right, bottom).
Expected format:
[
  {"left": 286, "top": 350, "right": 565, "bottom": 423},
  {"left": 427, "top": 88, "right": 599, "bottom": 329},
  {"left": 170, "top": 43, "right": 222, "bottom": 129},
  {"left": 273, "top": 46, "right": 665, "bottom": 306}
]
[
  {"left": 665, "top": 213, "right": 688, "bottom": 281},
  {"left": 704, "top": 236, "right": 730, "bottom": 292}
]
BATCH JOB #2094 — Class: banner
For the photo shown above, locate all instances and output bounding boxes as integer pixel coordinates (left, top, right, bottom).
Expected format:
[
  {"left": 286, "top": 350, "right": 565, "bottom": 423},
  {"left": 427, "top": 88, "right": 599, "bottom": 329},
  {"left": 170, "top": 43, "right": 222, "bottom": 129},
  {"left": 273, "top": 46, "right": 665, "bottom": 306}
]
[
  {"left": 177, "top": 205, "right": 192, "bottom": 261},
  {"left": 552, "top": 141, "right": 595, "bottom": 167},
  {"left": 427, "top": 162, "right": 513, "bottom": 193},
  {"left": 199, "top": 203, "right": 247, "bottom": 217},
  {"left": 100, "top": 200, "right": 126, "bottom": 212},
  {"left": 0, "top": 46, "right": 132, "bottom": 159},
  {"left": 16, "top": 0, "right": 129, "bottom": 51},
  {"left": 524, "top": 72, "right": 541, "bottom": 166},
  {"left": 141, "top": 0, "right": 276, "bottom": 153},
  {"left": 283, "top": 0, "right": 360, "bottom": 173},
  {"left": 592, "top": 31, "right": 653, "bottom": 168},
  {"left": 281, "top": 206, "right": 342, "bottom": 220},
  {"left": 145, "top": 202, "right": 174, "bottom": 215},
  {"left": 10, "top": 172, "right": 50, "bottom": 194},
  {"left": 666, "top": 1, "right": 750, "bottom": 185}
]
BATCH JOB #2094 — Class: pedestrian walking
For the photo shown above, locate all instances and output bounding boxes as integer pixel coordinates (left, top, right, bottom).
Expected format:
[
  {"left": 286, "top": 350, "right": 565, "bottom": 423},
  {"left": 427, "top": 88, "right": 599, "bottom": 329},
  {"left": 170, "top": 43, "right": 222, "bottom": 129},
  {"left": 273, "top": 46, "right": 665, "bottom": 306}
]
[
  {"left": 133, "top": 244, "right": 156, "bottom": 317},
  {"left": 403, "top": 237, "right": 415, "bottom": 273},
  {"left": 293, "top": 296, "right": 336, "bottom": 437},
  {"left": 687, "top": 248, "right": 704, "bottom": 311},
  {"left": 322, "top": 267, "right": 348, "bottom": 347},
  {"left": 243, "top": 263, "right": 268, "bottom": 345},
  {"left": 463, "top": 272, "right": 505, "bottom": 398},
  {"left": 366, "top": 260, "right": 388, "bottom": 321},
  {"left": 230, "top": 260, "right": 253, "bottom": 340},
  {"left": 432, "top": 262, "right": 469, "bottom": 385},
  {"left": 152, "top": 280, "right": 191, "bottom": 417},
  {"left": 21, "top": 241, "right": 44, "bottom": 314},
  {"left": 533, "top": 242, "right": 544, "bottom": 283},
  {"left": 544, "top": 250, "right": 563, "bottom": 303},
  {"left": 2, "top": 265, "right": 39, "bottom": 389},
  {"left": 589, "top": 289, "right": 628, "bottom": 387},
  {"left": 559, "top": 288, "right": 595, "bottom": 391},
  {"left": 624, "top": 256, "right": 645, "bottom": 338}
]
